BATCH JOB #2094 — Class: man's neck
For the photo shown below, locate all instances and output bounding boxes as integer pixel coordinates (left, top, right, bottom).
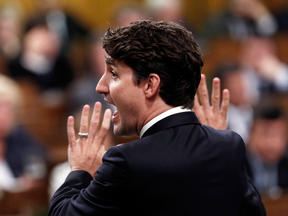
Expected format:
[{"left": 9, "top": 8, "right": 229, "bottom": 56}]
[{"left": 139, "top": 106, "right": 191, "bottom": 138}]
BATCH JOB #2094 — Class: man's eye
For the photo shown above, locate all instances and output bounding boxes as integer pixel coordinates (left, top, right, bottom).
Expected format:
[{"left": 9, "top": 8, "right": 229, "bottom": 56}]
[{"left": 111, "top": 70, "right": 117, "bottom": 78}]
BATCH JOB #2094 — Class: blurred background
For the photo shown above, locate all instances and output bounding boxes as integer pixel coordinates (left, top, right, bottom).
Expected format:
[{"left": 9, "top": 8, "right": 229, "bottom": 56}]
[{"left": 0, "top": 0, "right": 288, "bottom": 215}]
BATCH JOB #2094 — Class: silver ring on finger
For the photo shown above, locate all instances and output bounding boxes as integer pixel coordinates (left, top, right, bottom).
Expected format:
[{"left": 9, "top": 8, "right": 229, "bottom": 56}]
[{"left": 78, "top": 132, "right": 88, "bottom": 138}]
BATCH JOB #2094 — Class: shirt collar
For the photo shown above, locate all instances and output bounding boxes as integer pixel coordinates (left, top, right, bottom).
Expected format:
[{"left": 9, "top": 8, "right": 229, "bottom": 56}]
[{"left": 140, "top": 106, "right": 192, "bottom": 138}]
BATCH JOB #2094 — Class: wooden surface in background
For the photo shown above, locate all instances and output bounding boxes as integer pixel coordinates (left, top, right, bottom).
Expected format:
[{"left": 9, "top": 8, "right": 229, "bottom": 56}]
[{"left": 262, "top": 191, "right": 288, "bottom": 216}]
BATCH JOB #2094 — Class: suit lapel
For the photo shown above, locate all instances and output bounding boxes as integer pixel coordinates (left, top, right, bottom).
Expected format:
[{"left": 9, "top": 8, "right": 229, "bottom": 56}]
[{"left": 142, "top": 112, "right": 201, "bottom": 138}]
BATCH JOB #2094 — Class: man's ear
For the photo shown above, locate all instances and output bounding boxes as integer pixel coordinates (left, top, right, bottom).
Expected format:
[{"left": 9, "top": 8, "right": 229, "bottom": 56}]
[{"left": 144, "top": 73, "right": 161, "bottom": 98}]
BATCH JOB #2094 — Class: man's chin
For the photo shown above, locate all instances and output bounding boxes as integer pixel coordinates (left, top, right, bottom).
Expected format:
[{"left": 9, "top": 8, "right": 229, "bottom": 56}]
[
  {"left": 113, "top": 125, "right": 135, "bottom": 137},
  {"left": 113, "top": 125, "right": 124, "bottom": 136}
]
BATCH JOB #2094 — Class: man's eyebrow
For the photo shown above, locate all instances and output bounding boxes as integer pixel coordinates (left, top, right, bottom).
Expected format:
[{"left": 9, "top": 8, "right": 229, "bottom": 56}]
[{"left": 105, "top": 56, "right": 115, "bottom": 65}]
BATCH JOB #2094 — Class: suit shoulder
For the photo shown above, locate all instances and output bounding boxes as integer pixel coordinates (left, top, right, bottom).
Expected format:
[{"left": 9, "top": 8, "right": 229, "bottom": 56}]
[
  {"left": 104, "top": 145, "right": 131, "bottom": 162},
  {"left": 201, "top": 124, "right": 243, "bottom": 141},
  {"left": 200, "top": 125, "right": 246, "bottom": 152},
  {"left": 117, "top": 137, "right": 147, "bottom": 150}
]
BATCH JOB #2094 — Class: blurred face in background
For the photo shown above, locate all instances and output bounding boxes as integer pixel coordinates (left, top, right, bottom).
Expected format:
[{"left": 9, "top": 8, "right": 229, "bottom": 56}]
[
  {"left": 156, "top": 1, "right": 183, "bottom": 23},
  {"left": 115, "top": 8, "right": 146, "bottom": 27},
  {"left": 241, "top": 37, "right": 276, "bottom": 69},
  {"left": 0, "top": 14, "right": 19, "bottom": 44},
  {"left": 249, "top": 118, "right": 288, "bottom": 164},
  {"left": 222, "top": 70, "right": 253, "bottom": 106},
  {"left": 23, "top": 26, "right": 60, "bottom": 60}
]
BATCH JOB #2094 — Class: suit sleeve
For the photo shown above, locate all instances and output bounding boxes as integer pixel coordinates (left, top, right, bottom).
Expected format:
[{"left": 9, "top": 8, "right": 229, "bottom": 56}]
[
  {"left": 239, "top": 171, "right": 266, "bottom": 216},
  {"left": 48, "top": 146, "right": 131, "bottom": 216}
]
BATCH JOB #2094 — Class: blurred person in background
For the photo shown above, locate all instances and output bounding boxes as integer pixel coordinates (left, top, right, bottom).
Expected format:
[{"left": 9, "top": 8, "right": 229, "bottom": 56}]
[
  {"left": 0, "top": 2, "right": 22, "bottom": 60},
  {"left": 214, "top": 35, "right": 288, "bottom": 143},
  {"left": 215, "top": 63, "right": 256, "bottom": 143},
  {"left": 240, "top": 36, "right": 288, "bottom": 94},
  {"left": 32, "top": 0, "right": 89, "bottom": 56},
  {"left": 245, "top": 105, "right": 288, "bottom": 198},
  {"left": 7, "top": 20, "right": 74, "bottom": 104},
  {"left": 111, "top": 2, "right": 148, "bottom": 28},
  {"left": 202, "top": 0, "right": 277, "bottom": 40},
  {"left": 0, "top": 74, "right": 47, "bottom": 195},
  {"left": 144, "top": 0, "right": 196, "bottom": 33}
]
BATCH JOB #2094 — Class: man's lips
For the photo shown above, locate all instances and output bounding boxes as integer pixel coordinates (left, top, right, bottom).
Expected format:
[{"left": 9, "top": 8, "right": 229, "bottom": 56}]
[
  {"left": 111, "top": 109, "right": 118, "bottom": 122},
  {"left": 104, "top": 97, "right": 118, "bottom": 122},
  {"left": 104, "top": 97, "right": 113, "bottom": 105}
]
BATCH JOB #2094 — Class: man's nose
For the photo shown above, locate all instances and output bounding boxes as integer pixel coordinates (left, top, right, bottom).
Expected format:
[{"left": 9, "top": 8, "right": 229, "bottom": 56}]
[{"left": 96, "top": 74, "right": 109, "bottom": 94}]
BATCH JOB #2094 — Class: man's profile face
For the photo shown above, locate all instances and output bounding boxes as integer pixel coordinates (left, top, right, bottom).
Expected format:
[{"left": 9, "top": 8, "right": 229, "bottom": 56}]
[{"left": 96, "top": 59, "right": 146, "bottom": 136}]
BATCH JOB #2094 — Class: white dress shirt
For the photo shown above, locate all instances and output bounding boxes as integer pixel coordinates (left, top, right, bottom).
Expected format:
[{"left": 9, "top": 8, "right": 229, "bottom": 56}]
[{"left": 140, "top": 106, "right": 192, "bottom": 138}]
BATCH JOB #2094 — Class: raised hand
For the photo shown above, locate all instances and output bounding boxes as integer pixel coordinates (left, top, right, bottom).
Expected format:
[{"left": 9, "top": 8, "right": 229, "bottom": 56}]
[
  {"left": 67, "top": 102, "right": 111, "bottom": 177},
  {"left": 193, "top": 74, "right": 230, "bottom": 130}
]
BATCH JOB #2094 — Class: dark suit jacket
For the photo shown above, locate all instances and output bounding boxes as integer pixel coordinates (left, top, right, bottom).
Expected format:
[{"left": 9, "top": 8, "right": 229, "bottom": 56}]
[
  {"left": 49, "top": 112, "right": 266, "bottom": 216},
  {"left": 6, "top": 125, "right": 48, "bottom": 178},
  {"left": 8, "top": 54, "right": 73, "bottom": 91}
]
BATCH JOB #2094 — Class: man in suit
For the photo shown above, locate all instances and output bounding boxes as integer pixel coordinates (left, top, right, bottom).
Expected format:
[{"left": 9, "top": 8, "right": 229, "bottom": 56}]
[
  {"left": 246, "top": 106, "right": 288, "bottom": 197},
  {"left": 49, "top": 20, "right": 266, "bottom": 215}
]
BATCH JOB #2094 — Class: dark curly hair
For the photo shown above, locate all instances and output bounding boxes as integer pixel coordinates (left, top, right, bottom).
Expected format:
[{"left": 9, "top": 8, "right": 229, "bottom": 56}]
[{"left": 103, "top": 20, "right": 203, "bottom": 109}]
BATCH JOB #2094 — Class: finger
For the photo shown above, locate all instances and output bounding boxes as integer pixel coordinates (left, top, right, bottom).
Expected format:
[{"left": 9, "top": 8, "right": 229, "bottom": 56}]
[
  {"left": 67, "top": 116, "right": 76, "bottom": 148},
  {"left": 221, "top": 89, "right": 230, "bottom": 119},
  {"left": 198, "top": 74, "right": 211, "bottom": 117},
  {"left": 88, "top": 102, "right": 102, "bottom": 143},
  {"left": 96, "top": 109, "right": 111, "bottom": 145},
  {"left": 193, "top": 94, "right": 206, "bottom": 124},
  {"left": 211, "top": 77, "right": 221, "bottom": 114},
  {"left": 193, "top": 93, "right": 200, "bottom": 111},
  {"left": 79, "top": 105, "right": 90, "bottom": 137}
]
